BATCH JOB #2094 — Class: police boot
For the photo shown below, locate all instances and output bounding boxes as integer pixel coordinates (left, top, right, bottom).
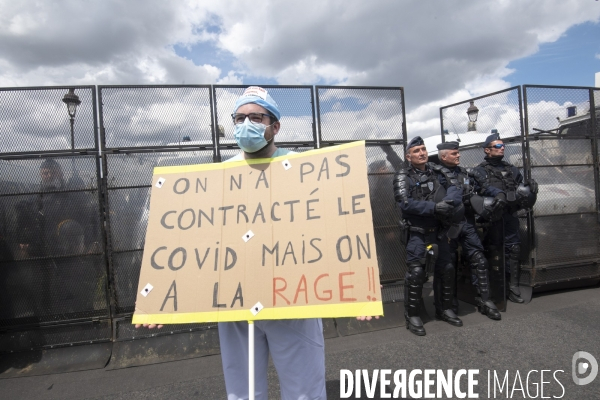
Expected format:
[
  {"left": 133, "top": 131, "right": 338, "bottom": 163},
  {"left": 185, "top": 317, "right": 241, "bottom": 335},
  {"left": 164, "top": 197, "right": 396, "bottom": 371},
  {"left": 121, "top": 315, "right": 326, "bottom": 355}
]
[
  {"left": 434, "top": 264, "right": 463, "bottom": 327},
  {"left": 404, "top": 312, "right": 426, "bottom": 337},
  {"left": 508, "top": 256, "right": 524, "bottom": 304},
  {"left": 404, "top": 264, "right": 426, "bottom": 336},
  {"left": 475, "top": 297, "right": 501, "bottom": 320},
  {"left": 472, "top": 252, "right": 501, "bottom": 320}
]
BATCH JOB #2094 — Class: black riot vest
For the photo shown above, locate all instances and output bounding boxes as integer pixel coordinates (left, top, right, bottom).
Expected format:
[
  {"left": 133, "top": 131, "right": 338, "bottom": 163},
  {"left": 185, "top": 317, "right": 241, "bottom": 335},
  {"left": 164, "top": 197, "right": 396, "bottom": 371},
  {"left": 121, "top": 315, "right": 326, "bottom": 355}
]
[
  {"left": 478, "top": 159, "right": 518, "bottom": 196},
  {"left": 406, "top": 162, "right": 452, "bottom": 203},
  {"left": 446, "top": 165, "right": 473, "bottom": 201}
]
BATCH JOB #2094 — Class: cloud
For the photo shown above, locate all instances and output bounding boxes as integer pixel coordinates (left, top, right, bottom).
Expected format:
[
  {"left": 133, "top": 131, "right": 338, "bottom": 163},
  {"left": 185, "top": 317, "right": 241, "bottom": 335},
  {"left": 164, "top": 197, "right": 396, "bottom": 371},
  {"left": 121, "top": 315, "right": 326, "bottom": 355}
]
[
  {"left": 0, "top": 0, "right": 599, "bottom": 129},
  {"left": 0, "top": 0, "right": 220, "bottom": 85},
  {"left": 211, "top": 0, "right": 600, "bottom": 108}
]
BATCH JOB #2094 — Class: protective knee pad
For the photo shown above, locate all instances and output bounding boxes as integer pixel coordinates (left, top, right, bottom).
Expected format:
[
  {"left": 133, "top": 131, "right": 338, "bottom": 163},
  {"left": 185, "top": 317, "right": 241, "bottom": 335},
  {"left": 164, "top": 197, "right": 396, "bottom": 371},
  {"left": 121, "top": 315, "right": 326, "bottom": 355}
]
[
  {"left": 442, "top": 262, "right": 455, "bottom": 280},
  {"left": 471, "top": 251, "right": 488, "bottom": 271},
  {"left": 405, "top": 262, "right": 425, "bottom": 317},
  {"left": 408, "top": 263, "right": 427, "bottom": 286}
]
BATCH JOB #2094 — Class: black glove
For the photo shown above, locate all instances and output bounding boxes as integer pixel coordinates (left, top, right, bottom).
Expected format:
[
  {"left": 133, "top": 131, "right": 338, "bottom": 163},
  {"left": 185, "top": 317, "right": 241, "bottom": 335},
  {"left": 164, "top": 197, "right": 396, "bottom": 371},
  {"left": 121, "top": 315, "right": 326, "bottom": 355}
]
[
  {"left": 526, "top": 178, "right": 538, "bottom": 194},
  {"left": 493, "top": 193, "right": 507, "bottom": 209},
  {"left": 489, "top": 195, "right": 507, "bottom": 221},
  {"left": 434, "top": 200, "right": 454, "bottom": 219}
]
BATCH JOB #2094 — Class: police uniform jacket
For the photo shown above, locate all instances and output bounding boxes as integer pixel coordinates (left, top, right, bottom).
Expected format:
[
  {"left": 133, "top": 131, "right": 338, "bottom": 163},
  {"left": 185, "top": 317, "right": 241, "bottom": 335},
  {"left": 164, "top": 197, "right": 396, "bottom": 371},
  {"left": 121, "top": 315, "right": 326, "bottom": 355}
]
[
  {"left": 398, "top": 163, "right": 463, "bottom": 229},
  {"left": 472, "top": 156, "right": 522, "bottom": 198}
]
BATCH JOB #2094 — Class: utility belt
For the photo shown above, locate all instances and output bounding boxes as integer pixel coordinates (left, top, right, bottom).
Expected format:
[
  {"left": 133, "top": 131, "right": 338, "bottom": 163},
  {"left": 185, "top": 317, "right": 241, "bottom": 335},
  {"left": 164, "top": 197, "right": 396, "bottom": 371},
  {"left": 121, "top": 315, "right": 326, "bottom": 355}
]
[
  {"left": 409, "top": 226, "right": 437, "bottom": 234},
  {"left": 399, "top": 219, "right": 437, "bottom": 244}
]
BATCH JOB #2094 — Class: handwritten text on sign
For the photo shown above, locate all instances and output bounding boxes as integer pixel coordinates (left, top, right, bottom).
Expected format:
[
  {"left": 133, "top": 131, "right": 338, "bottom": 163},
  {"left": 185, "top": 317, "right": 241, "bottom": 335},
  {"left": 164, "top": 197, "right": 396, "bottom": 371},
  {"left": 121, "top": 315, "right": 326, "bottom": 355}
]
[{"left": 133, "top": 141, "right": 383, "bottom": 324}]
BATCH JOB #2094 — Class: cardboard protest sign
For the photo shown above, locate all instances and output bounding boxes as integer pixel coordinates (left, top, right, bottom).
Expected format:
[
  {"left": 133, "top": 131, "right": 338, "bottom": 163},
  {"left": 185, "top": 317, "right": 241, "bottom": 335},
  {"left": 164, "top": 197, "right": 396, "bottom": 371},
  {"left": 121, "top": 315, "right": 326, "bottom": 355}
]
[{"left": 132, "top": 141, "right": 383, "bottom": 324}]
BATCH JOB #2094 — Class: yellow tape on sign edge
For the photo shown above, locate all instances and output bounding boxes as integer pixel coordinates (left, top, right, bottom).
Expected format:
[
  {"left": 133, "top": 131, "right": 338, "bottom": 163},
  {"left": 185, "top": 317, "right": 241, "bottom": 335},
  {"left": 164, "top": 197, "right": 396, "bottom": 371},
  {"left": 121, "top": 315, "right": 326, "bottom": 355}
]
[
  {"left": 132, "top": 301, "right": 383, "bottom": 324},
  {"left": 153, "top": 140, "right": 366, "bottom": 175}
]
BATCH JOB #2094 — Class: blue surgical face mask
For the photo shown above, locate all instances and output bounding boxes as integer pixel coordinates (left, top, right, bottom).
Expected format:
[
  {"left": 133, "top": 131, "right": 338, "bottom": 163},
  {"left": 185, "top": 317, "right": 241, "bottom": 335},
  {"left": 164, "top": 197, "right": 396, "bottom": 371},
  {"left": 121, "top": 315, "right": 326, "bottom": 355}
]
[{"left": 234, "top": 118, "right": 273, "bottom": 153}]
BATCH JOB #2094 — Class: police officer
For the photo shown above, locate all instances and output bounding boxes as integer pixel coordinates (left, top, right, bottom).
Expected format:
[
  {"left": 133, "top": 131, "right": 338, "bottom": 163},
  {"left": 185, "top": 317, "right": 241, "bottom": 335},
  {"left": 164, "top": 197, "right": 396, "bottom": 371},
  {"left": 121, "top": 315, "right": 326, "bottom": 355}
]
[
  {"left": 437, "top": 141, "right": 501, "bottom": 320},
  {"left": 471, "top": 132, "right": 538, "bottom": 303},
  {"left": 393, "top": 136, "right": 464, "bottom": 336}
]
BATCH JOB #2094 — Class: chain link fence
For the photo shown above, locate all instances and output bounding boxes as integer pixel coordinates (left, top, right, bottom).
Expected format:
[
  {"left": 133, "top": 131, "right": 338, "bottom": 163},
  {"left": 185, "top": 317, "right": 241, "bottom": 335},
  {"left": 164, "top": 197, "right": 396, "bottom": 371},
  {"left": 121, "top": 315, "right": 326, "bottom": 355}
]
[
  {"left": 2, "top": 84, "right": 598, "bottom": 353},
  {"left": 440, "top": 85, "right": 600, "bottom": 292},
  {"left": 523, "top": 85, "right": 600, "bottom": 284},
  {"left": 0, "top": 86, "right": 110, "bottom": 353}
]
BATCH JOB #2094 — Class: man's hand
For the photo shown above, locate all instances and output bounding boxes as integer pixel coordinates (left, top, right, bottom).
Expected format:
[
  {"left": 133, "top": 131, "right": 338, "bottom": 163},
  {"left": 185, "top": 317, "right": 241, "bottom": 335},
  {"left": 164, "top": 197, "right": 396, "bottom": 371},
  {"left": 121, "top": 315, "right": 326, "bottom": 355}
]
[
  {"left": 434, "top": 200, "right": 454, "bottom": 219},
  {"left": 526, "top": 178, "right": 538, "bottom": 194},
  {"left": 135, "top": 323, "right": 164, "bottom": 329},
  {"left": 133, "top": 302, "right": 163, "bottom": 329},
  {"left": 356, "top": 285, "right": 383, "bottom": 321},
  {"left": 356, "top": 315, "right": 380, "bottom": 321}
]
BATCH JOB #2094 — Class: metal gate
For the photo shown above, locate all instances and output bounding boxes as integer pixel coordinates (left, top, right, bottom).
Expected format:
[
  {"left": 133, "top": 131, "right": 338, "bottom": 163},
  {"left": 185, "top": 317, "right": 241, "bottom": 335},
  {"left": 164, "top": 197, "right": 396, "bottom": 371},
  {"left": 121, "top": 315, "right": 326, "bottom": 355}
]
[
  {"left": 439, "top": 85, "right": 600, "bottom": 299},
  {"left": 523, "top": 85, "right": 600, "bottom": 285},
  {"left": 0, "top": 86, "right": 111, "bottom": 353},
  {"left": 0, "top": 84, "right": 412, "bottom": 353}
]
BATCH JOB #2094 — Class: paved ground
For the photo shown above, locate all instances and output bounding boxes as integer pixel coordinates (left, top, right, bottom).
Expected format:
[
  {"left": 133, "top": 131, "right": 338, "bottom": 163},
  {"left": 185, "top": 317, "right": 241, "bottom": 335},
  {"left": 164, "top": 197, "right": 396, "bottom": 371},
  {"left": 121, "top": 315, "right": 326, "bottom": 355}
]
[{"left": 1, "top": 284, "right": 599, "bottom": 399}]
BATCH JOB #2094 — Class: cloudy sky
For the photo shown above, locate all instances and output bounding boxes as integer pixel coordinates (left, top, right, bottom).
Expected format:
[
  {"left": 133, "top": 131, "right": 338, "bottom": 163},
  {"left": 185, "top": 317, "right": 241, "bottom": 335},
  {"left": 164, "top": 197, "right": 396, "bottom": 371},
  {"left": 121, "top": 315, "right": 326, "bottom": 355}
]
[{"left": 1, "top": 0, "right": 599, "bottom": 139}]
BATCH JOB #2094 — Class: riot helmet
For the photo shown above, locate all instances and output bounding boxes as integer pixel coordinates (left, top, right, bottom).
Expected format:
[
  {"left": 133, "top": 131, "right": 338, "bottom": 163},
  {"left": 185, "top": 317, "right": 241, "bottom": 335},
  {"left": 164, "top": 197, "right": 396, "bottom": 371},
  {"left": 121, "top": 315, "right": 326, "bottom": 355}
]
[
  {"left": 470, "top": 194, "right": 503, "bottom": 222},
  {"left": 516, "top": 183, "right": 537, "bottom": 209}
]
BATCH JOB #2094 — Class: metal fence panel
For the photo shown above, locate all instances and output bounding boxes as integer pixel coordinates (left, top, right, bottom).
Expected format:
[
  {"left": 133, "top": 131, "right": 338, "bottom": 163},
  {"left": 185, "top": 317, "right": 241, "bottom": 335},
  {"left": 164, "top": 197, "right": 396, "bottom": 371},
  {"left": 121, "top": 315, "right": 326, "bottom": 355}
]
[
  {"left": 524, "top": 85, "right": 600, "bottom": 278},
  {"left": 316, "top": 86, "right": 406, "bottom": 144},
  {"left": 0, "top": 87, "right": 109, "bottom": 353},
  {"left": 0, "top": 86, "right": 97, "bottom": 154},
  {"left": 99, "top": 85, "right": 215, "bottom": 151},
  {"left": 440, "top": 87, "right": 523, "bottom": 142}
]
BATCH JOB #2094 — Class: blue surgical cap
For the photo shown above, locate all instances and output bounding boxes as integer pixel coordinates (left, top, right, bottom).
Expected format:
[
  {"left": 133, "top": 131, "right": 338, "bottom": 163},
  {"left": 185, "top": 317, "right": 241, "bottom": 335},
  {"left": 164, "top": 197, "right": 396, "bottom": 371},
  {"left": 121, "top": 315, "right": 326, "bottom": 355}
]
[{"left": 233, "top": 86, "right": 281, "bottom": 120}]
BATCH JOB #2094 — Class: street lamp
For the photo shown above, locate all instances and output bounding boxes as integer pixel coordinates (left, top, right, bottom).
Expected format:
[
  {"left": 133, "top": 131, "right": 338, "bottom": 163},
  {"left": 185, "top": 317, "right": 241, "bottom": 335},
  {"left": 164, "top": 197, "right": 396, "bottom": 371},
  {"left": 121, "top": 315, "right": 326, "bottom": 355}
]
[
  {"left": 62, "top": 88, "right": 81, "bottom": 151},
  {"left": 466, "top": 100, "right": 479, "bottom": 132}
]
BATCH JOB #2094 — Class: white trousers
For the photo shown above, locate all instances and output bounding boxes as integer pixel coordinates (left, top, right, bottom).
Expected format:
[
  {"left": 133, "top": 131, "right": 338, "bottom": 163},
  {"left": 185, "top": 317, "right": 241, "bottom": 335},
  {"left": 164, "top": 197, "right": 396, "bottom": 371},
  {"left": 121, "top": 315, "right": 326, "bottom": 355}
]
[{"left": 218, "top": 319, "right": 326, "bottom": 400}]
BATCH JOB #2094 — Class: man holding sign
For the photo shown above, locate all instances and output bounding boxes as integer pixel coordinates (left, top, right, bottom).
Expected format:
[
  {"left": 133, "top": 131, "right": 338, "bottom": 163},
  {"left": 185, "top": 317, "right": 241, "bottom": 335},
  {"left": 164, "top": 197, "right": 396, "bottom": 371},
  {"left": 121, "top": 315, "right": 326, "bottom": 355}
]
[
  {"left": 134, "top": 86, "right": 382, "bottom": 399},
  {"left": 219, "top": 87, "right": 326, "bottom": 399}
]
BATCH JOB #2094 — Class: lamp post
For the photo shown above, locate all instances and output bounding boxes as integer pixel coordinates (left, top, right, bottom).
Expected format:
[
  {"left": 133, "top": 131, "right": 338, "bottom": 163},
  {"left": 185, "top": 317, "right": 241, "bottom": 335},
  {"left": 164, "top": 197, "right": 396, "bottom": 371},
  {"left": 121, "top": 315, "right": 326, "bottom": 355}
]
[
  {"left": 466, "top": 100, "right": 479, "bottom": 132},
  {"left": 62, "top": 89, "right": 81, "bottom": 151},
  {"left": 62, "top": 89, "right": 81, "bottom": 177}
]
